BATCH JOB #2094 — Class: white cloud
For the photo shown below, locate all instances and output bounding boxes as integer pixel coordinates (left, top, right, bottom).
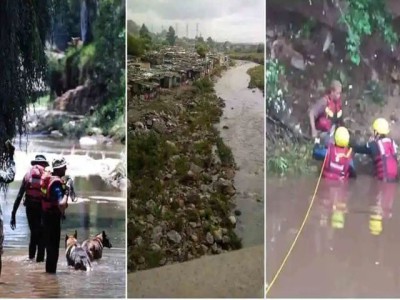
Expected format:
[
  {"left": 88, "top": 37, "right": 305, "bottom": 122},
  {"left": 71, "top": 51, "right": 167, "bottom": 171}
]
[{"left": 127, "top": 0, "right": 264, "bottom": 43}]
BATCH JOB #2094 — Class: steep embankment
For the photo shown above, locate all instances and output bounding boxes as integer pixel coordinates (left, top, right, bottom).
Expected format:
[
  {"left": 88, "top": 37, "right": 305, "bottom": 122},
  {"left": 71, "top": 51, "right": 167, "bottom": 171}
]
[
  {"left": 266, "top": 1, "right": 400, "bottom": 174},
  {"left": 127, "top": 78, "right": 242, "bottom": 271}
]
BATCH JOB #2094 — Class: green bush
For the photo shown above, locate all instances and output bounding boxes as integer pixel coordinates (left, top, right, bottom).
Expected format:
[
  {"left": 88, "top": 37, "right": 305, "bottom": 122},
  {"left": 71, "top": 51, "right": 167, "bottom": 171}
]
[
  {"left": 128, "top": 34, "right": 145, "bottom": 56},
  {"left": 216, "top": 137, "right": 235, "bottom": 167},
  {"left": 193, "top": 77, "right": 214, "bottom": 93}
]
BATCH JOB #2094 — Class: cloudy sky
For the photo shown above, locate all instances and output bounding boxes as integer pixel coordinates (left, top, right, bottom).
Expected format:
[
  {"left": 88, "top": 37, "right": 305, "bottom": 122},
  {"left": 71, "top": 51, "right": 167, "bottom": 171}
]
[{"left": 127, "top": 0, "right": 264, "bottom": 43}]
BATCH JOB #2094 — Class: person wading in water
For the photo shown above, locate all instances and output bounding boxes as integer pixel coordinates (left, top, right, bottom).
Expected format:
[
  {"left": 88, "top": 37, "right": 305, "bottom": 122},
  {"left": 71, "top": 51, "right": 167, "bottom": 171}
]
[
  {"left": 41, "top": 158, "right": 70, "bottom": 274},
  {"left": 10, "top": 154, "right": 49, "bottom": 262}
]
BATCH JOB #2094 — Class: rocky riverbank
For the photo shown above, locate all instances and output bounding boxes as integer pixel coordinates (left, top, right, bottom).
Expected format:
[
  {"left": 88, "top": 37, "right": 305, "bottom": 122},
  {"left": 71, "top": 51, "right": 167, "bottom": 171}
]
[
  {"left": 127, "top": 78, "right": 242, "bottom": 271},
  {"left": 26, "top": 108, "right": 125, "bottom": 145}
]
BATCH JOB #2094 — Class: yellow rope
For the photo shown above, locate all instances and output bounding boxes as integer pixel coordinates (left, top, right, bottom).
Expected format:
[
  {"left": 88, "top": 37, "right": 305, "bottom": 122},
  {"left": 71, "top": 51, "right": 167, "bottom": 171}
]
[{"left": 266, "top": 151, "right": 328, "bottom": 296}]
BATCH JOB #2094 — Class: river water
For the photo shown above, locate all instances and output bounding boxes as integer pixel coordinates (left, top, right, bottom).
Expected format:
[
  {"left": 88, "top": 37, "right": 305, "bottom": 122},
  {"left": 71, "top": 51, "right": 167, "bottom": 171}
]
[
  {"left": 215, "top": 60, "right": 264, "bottom": 247},
  {"left": 267, "top": 175, "right": 400, "bottom": 297},
  {"left": 0, "top": 135, "right": 126, "bottom": 298}
]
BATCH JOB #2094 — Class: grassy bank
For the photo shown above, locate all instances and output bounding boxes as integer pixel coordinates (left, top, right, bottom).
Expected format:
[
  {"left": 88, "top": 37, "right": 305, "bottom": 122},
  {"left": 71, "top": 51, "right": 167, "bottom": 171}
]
[
  {"left": 267, "top": 143, "right": 317, "bottom": 176},
  {"left": 247, "top": 65, "right": 264, "bottom": 90},
  {"left": 127, "top": 78, "right": 240, "bottom": 272},
  {"left": 229, "top": 52, "right": 264, "bottom": 64}
]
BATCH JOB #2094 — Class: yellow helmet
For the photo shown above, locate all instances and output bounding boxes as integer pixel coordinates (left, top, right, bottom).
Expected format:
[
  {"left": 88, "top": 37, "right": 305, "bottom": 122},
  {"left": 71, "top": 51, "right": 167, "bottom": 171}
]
[
  {"left": 334, "top": 126, "right": 350, "bottom": 148},
  {"left": 369, "top": 214, "right": 383, "bottom": 235},
  {"left": 372, "top": 118, "right": 390, "bottom": 135}
]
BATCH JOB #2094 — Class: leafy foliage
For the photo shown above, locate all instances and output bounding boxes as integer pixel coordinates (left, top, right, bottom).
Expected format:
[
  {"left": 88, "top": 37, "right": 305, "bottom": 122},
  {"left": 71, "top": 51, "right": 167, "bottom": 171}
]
[
  {"left": 0, "top": 0, "right": 53, "bottom": 147},
  {"left": 196, "top": 43, "right": 208, "bottom": 58},
  {"left": 128, "top": 34, "right": 145, "bottom": 56},
  {"left": 340, "top": 0, "right": 398, "bottom": 65},
  {"left": 266, "top": 59, "right": 287, "bottom": 114},
  {"left": 166, "top": 26, "right": 176, "bottom": 46},
  {"left": 267, "top": 144, "right": 316, "bottom": 176},
  {"left": 247, "top": 65, "right": 264, "bottom": 90}
]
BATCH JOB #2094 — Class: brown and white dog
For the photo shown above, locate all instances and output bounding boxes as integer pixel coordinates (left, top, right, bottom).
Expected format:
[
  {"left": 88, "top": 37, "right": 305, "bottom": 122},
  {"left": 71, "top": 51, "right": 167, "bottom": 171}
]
[
  {"left": 82, "top": 231, "right": 112, "bottom": 261},
  {"left": 65, "top": 230, "right": 92, "bottom": 271}
]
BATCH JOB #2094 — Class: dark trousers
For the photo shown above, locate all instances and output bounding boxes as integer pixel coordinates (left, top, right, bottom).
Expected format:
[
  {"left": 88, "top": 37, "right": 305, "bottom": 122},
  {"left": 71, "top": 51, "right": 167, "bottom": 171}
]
[
  {"left": 26, "top": 201, "right": 45, "bottom": 262},
  {"left": 43, "top": 211, "right": 61, "bottom": 273}
]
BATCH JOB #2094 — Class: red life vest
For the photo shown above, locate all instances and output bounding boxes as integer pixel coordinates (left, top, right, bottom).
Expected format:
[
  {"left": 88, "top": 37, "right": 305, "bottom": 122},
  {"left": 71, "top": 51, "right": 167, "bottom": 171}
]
[
  {"left": 24, "top": 165, "right": 46, "bottom": 203},
  {"left": 316, "top": 95, "right": 343, "bottom": 132},
  {"left": 374, "top": 138, "right": 398, "bottom": 181},
  {"left": 322, "top": 144, "right": 352, "bottom": 180},
  {"left": 40, "top": 172, "right": 66, "bottom": 212}
]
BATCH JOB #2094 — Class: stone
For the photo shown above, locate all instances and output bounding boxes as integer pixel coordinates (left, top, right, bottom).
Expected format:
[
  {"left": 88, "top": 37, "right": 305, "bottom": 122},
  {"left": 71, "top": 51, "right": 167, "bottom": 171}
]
[
  {"left": 190, "top": 163, "right": 203, "bottom": 174},
  {"left": 147, "top": 214, "right": 155, "bottom": 223},
  {"left": 134, "top": 121, "right": 144, "bottom": 129},
  {"left": 50, "top": 130, "right": 63, "bottom": 139},
  {"left": 152, "top": 226, "right": 163, "bottom": 243},
  {"left": 190, "top": 234, "right": 198, "bottom": 242},
  {"left": 291, "top": 56, "right": 306, "bottom": 70},
  {"left": 211, "top": 243, "right": 222, "bottom": 254},
  {"left": 146, "top": 200, "right": 156, "bottom": 209},
  {"left": 150, "top": 243, "right": 161, "bottom": 251},
  {"left": 186, "top": 170, "right": 195, "bottom": 179},
  {"left": 214, "top": 178, "right": 236, "bottom": 196},
  {"left": 222, "top": 235, "right": 231, "bottom": 244},
  {"left": 167, "top": 230, "right": 182, "bottom": 244},
  {"left": 229, "top": 215, "right": 237, "bottom": 226},
  {"left": 159, "top": 257, "right": 167, "bottom": 266},
  {"left": 212, "top": 229, "right": 223, "bottom": 243},
  {"left": 166, "top": 140, "right": 177, "bottom": 151},
  {"left": 134, "top": 236, "right": 143, "bottom": 246},
  {"left": 189, "top": 222, "right": 198, "bottom": 228},
  {"left": 232, "top": 209, "right": 241, "bottom": 217},
  {"left": 206, "top": 232, "right": 214, "bottom": 245},
  {"left": 391, "top": 69, "right": 400, "bottom": 81},
  {"left": 138, "top": 256, "right": 145, "bottom": 264},
  {"left": 200, "top": 184, "right": 209, "bottom": 192}
]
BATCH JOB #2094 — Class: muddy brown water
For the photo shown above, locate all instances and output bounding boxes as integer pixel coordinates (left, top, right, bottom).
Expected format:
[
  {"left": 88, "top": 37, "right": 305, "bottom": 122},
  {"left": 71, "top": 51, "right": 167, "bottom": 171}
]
[
  {"left": 0, "top": 135, "right": 126, "bottom": 298},
  {"left": 267, "top": 175, "right": 400, "bottom": 298},
  {"left": 215, "top": 60, "right": 264, "bottom": 247}
]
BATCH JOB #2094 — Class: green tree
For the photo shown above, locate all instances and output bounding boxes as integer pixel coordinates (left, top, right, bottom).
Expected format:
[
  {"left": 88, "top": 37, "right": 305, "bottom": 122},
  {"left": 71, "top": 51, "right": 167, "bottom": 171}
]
[
  {"left": 196, "top": 43, "right": 208, "bottom": 58},
  {"left": 139, "top": 24, "right": 152, "bottom": 50},
  {"left": 128, "top": 34, "right": 145, "bottom": 56},
  {"left": 196, "top": 36, "right": 204, "bottom": 44},
  {"left": 166, "top": 26, "right": 176, "bottom": 46},
  {"left": 139, "top": 24, "right": 151, "bottom": 40},
  {"left": 339, "top": 0, "right": 397, "bottom": 65},
  {"left": 206, "top": 36, "right": 214, "bottom": 49},
  {"left": 0, "top": 0, "right": 54, "bottom": 154},
  {"left": 91, "top": 0, "right": 125, "bottom": 132}
]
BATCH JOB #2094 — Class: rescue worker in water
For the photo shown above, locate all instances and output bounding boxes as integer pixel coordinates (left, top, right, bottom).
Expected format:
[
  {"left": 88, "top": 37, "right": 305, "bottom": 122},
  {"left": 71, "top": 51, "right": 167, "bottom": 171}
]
[
  {"left": 41, "top": 158, "right": 70, "bottom": 274},
  {"left": 352, "top": 118, "right": 398, "bottom": 182},
  {"left": 309, "top": 80, "right": 344, "bottom": 145},
  {"left": 313, "top": 126, "right": 356, "bottom": 180},
  {"left": 10, "top": 154, "right": 49, "bottom": 262}
]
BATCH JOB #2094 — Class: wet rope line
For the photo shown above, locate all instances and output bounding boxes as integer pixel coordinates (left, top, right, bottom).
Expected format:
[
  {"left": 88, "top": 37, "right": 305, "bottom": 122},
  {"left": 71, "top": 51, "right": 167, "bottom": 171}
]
[{"left": 266, "top": 149, "right": 328, "bottom": 296}]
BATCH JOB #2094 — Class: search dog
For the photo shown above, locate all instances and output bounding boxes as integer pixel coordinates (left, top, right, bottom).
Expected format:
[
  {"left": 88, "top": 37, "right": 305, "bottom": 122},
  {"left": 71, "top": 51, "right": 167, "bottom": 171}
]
[
  {"left": 82, "top": 231, "right": 112, "bottom": 261},
  {"left": 65, "top": 230, "right": 92, "bottom": 271}
]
